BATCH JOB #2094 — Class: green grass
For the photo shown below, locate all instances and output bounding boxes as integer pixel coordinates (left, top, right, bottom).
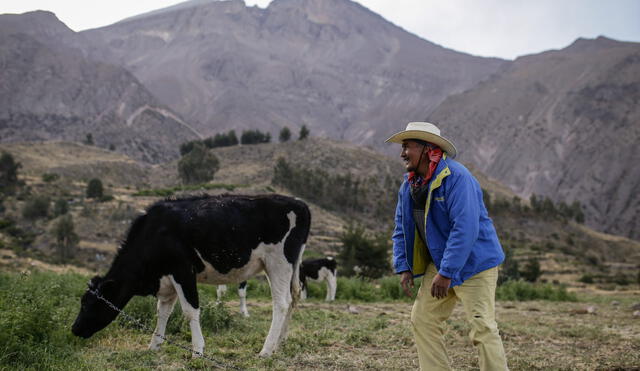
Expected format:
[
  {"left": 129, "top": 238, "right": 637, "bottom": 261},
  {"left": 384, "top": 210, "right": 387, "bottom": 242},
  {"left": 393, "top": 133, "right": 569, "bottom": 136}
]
[{"left": 1, "top": 270, "right": 637, "bottom": 370}]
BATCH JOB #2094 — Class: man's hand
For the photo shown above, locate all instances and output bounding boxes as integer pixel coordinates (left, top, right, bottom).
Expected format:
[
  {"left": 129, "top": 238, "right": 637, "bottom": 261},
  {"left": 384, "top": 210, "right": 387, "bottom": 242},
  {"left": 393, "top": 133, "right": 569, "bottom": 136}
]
[
  {"left": 430, "top": 273, "right": 451, "bottom": 299},
  {"left": 400, "top": 271, "right": 414, "bottom": 298}
]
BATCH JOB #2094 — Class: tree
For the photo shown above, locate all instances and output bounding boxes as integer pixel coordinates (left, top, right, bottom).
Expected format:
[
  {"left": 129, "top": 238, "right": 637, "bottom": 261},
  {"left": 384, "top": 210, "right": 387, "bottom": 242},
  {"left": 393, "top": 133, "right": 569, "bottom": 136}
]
[
  {"left": 279, "top": 127, "right": 291, "bottom": 142},
  {"left": 521, "top": 257, "right": 542, "bottom": 282},
  {"left": 298, "top": 125, "right": 310, "bottom": 140},
  {"left": 53, "top": 198, "right": 69, "bottom": 217},
  {"left": 338, "top": 224, "right": 390, "bottom": 279},
  {"left": 86, "top": 178, "right": 104, "bottom": 199},
  {"left": 22, "top": 196, "right": 50, "bottom": 220},
  {"left": 178, "top": 142, "right": 220, "bottom": 184},
  {"left": 85, "top": 133, "right": 94, "bottom": 145},
  {"left": 498, "top": 245, "right": 520, "bottom": 285},
  {"left": 52, "top": 214, "right": 79, "bottom": 263},
  {"left": 0, "top": 152, "right": 21, "bottom": 195},
  {"left": 241, "top": 130, "right": 271, "bottom": 145}
]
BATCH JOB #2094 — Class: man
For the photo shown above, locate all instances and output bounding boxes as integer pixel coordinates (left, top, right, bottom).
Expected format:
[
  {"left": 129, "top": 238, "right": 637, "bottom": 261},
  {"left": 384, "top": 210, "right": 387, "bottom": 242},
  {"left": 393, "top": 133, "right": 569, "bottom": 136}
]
[{"left": 386, "top": 122, "right": 508, "bottom": 371}]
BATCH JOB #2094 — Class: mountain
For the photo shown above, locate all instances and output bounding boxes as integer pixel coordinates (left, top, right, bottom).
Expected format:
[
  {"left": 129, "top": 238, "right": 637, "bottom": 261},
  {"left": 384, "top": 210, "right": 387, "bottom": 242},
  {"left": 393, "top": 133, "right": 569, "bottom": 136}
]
[
  {"left": 429, "top": 37, "right": 640, "bottom": 239},
  {"left": 79, "top": 0, "right": 503, "bottom": 146},
  {"left": 0, "top": 11, "right": 201, "bottom": 163}
]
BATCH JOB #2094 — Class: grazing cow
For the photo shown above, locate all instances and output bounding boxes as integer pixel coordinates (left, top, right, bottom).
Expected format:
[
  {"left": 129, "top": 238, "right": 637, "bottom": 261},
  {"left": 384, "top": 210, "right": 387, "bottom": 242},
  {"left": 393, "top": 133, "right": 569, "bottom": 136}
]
[
  {"left": 72, "top": 194, "right": 310, "bottom": 357},
  {"left": 216, "top": 281, "right": 250, "bottom": 317},
  {"left": 300, "top": 257, "right": 337, "bottom": 301}
]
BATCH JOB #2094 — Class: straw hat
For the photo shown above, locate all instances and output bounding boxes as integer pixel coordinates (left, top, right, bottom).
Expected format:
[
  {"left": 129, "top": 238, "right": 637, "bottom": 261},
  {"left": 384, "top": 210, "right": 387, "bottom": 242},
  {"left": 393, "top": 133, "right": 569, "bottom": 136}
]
[{"left": 385, "top": 122, "right": 457, "bottom": 158}]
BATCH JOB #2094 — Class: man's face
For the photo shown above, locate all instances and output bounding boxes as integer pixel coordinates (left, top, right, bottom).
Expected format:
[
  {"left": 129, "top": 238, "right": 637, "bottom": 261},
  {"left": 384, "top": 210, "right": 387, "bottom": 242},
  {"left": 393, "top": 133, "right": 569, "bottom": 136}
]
[{"left": 401, "top": 140, "right": 427, "bottom": 172}]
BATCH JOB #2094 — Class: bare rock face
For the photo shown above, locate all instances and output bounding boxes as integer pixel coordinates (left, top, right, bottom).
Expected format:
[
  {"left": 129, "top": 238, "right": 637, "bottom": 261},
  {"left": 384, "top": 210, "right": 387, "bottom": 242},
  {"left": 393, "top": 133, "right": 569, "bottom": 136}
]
[
  {"left": 79, "top": 0, "right": 503, "bottom": 147},
  {"left": 429, "top": 37, "right": 640, "bottom": 239},
  {"left": 0, "top": 11, "right": 200, "bottom": 163}
]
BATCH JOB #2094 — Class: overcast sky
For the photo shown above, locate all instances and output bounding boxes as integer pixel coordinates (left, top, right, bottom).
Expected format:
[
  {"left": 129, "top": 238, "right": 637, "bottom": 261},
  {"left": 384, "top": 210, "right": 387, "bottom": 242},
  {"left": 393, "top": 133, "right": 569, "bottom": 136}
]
[{"left": 1, "top": 0, "right": 639, "bottom": 60}]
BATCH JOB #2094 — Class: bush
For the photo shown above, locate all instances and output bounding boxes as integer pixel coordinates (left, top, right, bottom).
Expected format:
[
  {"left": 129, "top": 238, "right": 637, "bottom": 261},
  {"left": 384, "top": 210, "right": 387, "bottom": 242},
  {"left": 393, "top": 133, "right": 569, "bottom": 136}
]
[
  {"left": 86, "top": 178, "right": 104, "bottom": 199},
  {"left": 22, "top": 196, "right": 50, "bottom": 220},
  {"left": 177, "top": 143, "right": 220, "bottom": 185},
  {"left": 337, "top": 224, "right": 390, "bottom": 279}
]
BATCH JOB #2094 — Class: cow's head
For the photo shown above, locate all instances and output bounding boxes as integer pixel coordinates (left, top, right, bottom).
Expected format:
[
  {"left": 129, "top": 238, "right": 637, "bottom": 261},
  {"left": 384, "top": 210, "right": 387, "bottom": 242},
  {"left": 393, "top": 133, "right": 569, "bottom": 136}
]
[{"left": 72, "top": 275, "right": 121, "bottom": 338}]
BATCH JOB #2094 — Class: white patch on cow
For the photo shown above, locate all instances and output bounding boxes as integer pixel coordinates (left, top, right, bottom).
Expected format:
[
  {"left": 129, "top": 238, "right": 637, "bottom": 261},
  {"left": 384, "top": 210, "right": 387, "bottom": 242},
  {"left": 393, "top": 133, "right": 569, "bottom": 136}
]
[
  {"left": 195, "top": 248, "right": 265, "bottom": 285},
  {"left": 169, "top": 275, "right": 205, "bottom": 357}
]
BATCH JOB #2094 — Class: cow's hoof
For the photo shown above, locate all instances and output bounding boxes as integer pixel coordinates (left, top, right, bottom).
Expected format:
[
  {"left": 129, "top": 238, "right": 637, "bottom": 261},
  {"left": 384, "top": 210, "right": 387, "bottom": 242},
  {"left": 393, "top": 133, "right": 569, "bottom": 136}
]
[{"left": 148, "top": 342, "right": 161, "bottom": 351}]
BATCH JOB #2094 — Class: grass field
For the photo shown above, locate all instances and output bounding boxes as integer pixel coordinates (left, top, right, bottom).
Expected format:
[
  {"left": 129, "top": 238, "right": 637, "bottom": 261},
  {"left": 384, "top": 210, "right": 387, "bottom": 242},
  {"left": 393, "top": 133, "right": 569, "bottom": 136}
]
[{"left": 1, "top": 270, "right": 639, "bottom": 370}]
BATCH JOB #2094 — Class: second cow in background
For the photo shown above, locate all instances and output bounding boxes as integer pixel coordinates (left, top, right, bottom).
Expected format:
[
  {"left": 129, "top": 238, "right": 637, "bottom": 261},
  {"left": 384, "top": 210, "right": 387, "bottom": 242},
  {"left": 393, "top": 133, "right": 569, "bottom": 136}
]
[{"left": 300, "top": 257, "right": 338, "bottom": 301}]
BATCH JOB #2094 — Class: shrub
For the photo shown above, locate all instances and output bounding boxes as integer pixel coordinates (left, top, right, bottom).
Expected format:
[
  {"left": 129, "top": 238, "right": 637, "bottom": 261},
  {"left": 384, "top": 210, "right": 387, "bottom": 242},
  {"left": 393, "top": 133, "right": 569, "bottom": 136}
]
[
  {"left": 41, "top": 173, "right": 59, "bottom": 183},
  {"left": 86, "top": 178, "right": 104, "bottom": 199},
  {"left": 0, "top": 152, "right": 21, "bottom": 195},
  {"left": 578, "top": 274, "right": 594, "bottom": 284},
  {"left": 177, "top": 143, "right": 220, "bottom": 185},
  {"left": 53, "top": 198, "right": 69, "bottom": 216},
  {"left": 240, "top": 130, "right": 271, "bottom": 145},
  {"left": 279, "top": 127, "right": 291, "bottom": 142},
  {"left": 298, "top": 125, "right": 310, "bottom": 140},
  {"left": 520, "top": 257, "right": 542, "bottom": 282},
  {"left": 52, "top": 214, "right": 79, "bottom": 263},
  {"left": 22, "top": 196, "right": 50, "bottom": 220},
  {"left": 337, "top": 224, "right": 390, "bottom": 279}
]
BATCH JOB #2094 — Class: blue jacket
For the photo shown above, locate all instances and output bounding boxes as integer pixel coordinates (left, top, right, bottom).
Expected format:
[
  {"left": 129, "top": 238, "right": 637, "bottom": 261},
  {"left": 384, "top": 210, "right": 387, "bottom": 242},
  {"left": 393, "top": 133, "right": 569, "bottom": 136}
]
[{"left": 392, "top": 155, "right": 504, "bottom": 287}]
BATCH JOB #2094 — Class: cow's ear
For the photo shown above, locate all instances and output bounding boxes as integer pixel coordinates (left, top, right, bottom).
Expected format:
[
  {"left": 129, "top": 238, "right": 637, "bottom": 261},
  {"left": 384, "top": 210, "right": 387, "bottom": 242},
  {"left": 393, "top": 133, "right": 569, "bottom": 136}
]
[{"left": 88, "top": 275, "right": 102, "bottom": 289}]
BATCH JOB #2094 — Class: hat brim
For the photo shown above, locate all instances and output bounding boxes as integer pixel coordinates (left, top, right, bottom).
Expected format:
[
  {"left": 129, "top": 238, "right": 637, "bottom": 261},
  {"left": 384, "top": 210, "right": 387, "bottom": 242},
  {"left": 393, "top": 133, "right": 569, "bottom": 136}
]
[{"left": 385, "top": 130, "right": 457, "bottom": 158}]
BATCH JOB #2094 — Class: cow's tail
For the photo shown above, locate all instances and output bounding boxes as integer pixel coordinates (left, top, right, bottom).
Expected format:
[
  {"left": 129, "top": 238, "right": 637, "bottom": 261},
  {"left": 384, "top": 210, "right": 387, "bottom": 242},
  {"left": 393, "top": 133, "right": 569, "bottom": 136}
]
[
  {"left": 288, "top": 201, "right": 310, "bottom": 308},
  {"left": 290, "top": 243, "right": 305, "bottom": 307}
]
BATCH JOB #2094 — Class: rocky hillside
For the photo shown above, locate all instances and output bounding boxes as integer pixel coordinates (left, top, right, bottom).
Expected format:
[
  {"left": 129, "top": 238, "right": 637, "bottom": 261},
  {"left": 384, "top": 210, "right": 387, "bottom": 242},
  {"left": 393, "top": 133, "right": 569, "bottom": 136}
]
[
  {"left": 79, "top": 0, "right": 503, "bottom": 146},
  {"left": 1, "top": 139, "right": 638, "bottom": 287},
  {"left": 429, "top": 37, "right": 640, "bottom": 239},
  {"left": 0, "top": 11, "right": 201, "bottom": 163}
]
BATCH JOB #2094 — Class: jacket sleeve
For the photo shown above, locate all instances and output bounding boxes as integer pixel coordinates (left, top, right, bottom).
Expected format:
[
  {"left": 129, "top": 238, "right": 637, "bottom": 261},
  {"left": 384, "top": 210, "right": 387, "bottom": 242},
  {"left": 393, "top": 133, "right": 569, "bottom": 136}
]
[
  {"left": 438, "top": 173, "right": 480, "bottom": 279},
  {"left": 392, "top": 186, "right": 410, "bottom": 274}
]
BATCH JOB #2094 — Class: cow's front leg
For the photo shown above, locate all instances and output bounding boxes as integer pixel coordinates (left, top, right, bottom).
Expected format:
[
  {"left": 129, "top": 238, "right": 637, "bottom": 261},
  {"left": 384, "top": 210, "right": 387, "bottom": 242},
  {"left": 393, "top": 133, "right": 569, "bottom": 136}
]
[
  {"left": 150, "top": 276, "right": 178, "bottom": 350},
  {"left": 169, "top": 275, "right": 204, "bottom": 358}
]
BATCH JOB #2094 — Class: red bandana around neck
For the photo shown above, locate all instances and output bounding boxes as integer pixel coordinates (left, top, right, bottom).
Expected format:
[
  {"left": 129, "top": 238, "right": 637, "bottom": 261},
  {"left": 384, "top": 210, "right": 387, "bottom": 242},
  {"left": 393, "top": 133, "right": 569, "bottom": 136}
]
[{"left": 408, "top": 147, "right": 443, "bottom": 188}]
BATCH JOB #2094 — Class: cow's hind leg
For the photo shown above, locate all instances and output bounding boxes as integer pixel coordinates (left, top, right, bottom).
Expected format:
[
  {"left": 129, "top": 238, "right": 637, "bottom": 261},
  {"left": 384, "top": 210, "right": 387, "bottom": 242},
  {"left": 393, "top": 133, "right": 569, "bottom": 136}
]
[
  {"left": 169, "top": 275, "right": 205, "bottom": 358},
  {"left": 238, "top": 281, "right": 250, "bottom": 317},
  {"left": 260, "top": 258, "right": 294, "bottom": 357},
  {"left": 149, "top": 276, "right": 178, "bottom": 350},
  {"left": 327, "top": 272, "right": 337, "bottom": 301},
  {"left": 216, "top": 285, "right": 227, "bottom": 304}
]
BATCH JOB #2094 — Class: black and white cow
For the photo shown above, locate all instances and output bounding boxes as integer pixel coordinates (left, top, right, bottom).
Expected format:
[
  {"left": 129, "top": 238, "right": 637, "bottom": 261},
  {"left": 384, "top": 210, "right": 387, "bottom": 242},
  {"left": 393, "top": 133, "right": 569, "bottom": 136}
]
[
  {"left": 72, "top": 194, "right": 310, "bottom": 357},
  {"left": 300, "top": 257, "right": 337, "bottom": 301}
]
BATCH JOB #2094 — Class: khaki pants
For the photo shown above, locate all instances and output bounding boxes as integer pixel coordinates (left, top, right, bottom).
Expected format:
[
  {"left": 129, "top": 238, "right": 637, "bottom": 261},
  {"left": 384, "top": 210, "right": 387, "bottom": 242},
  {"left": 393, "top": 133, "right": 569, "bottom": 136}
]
[{"left": 411, "top": 264, "right": 508, "bottom": 371}]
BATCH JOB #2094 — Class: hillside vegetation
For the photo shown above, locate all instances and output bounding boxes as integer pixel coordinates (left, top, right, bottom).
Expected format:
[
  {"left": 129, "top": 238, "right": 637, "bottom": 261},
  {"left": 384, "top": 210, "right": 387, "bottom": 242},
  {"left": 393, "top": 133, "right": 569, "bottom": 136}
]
[{"left": 0, "top": 139, "right": 639, "bottom": 289}]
